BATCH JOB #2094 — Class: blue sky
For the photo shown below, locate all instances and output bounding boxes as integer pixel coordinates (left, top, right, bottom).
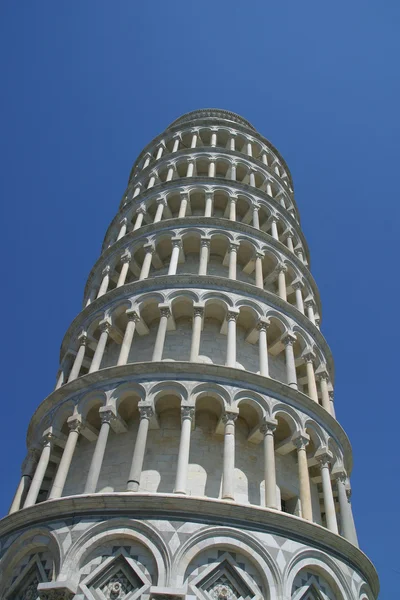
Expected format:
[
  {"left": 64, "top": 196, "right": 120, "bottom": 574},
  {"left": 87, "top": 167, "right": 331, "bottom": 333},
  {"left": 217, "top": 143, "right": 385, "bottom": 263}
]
[{"left": 0, "top": 2, "right": 398, "bottom": 597}]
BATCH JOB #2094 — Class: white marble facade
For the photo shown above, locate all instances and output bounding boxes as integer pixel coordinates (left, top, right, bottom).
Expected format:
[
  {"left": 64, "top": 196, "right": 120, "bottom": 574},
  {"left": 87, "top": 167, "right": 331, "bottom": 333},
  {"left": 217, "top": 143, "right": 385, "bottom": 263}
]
[{"left": 0, "top": 109, "right": 378, "bottom": 599}]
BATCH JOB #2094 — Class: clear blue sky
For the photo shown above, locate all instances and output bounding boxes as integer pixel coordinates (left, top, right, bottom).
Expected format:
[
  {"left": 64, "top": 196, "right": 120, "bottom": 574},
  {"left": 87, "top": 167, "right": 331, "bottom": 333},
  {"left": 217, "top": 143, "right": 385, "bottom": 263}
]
[{"left": 0, "top": 2, "right": 398, "bottom": 597}]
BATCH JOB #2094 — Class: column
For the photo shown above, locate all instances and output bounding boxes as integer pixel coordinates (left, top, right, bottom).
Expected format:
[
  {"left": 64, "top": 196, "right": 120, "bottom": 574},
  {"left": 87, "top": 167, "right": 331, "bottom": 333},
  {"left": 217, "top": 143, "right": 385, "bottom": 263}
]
[
  {"left": 174, "top": 406, "right": 195, "bottom": 494},
  {"left": 230, "top": 161, "right": 237, "bottom": 181},
  {"left": 329, "top": 391, "right": 336, "bottom": 417},
  {"left": 305, "top": 300, "right": 316, "bottom": 325},
  {"left": 117, "top": 218, "right": 128, "bottom": 240},
  {"left": 168, "top": 237, "right": 182, "bottom": 275},
  {"left": 261, "top": 419, "right": 278, "bottom": 508},
  {"left": 255, "top": 251, "right": 264, "bottom": 289},
  {"left": 317, "top": 452, "right": 338, "bottom": 533},
  {"left": 89, "top": 320, "right": 111, "bottom": 373},
  {"left": 139, "top": 243, "right": 154, "bottom": 280},
  {"left": 303, "top": 351, "right": 319, "bottom": 402},
  {"left": 172, "top": 136, "right": 180, "bottom": 152},
  {"left": 154, "top": 199, "right": 166, "bottom": 222},
  {"left": 84, "top": 408, "right": 115, "bottom": 493},
  {"left": 178, "top": 193, "right": 188, "bottom": 217},
  {"left": 261, "top": 152, "right": 269, "bottom": 166},
  {"left": 152, "top": 304, "right": 171, "bottom": 361},
  {"left": 296, "top": 247, "right": 305, "bottom": 263},
  {"left": 277, "top": 264, "right": 287, "bottom": 301},
  {"left": 270, "top": 218, "right": 279, "bottom": 241},
  {"left": 190, "top": 132, "right": 198, "bottom": 148},
  {"left": 282, "top": 333, "right": 297, "bottom": 389},
  {"left": 9, "top": 450, "right": 39, "bottom": 513},
  {"left": 166, "top": 163, "right": 175, "bottom": 181},
  {"left": 205, "top": 192, "right": 213, "bottom": 217},
  {"left": 257, "top": 319, "right": 270, "bottom": 377},
  {"left": 199, "top": 237, "right": 210, "bottom": 276},
  {"left": 293, "top": 281, "right": 305, "bottom": 314},
  {"left": 186, "top": 160, "right": 195, "bottom": 177},
  {"left": 127, "top": 406, "right": 153, "bottom": 491},
  {"left": 221, "top": 412, "right": 237, "bottom": 500},
  {"left": 208, "top": 159, "right": 216, "bottom": 178},
  {"left": 133, "top": 206, "right": 146, "bottom": 230},
  {"left": 156, "top": 143, "right": 165, "bottom": 159},
  {"left": 266, "top": 181, "right": 273, "bottom": 196},
  {"left": 211, "top": 131, "right": 217, "bottom": 147},
  {"left": 286, "top": 233, "right": 294, "bottom": 252},
  {"left": 143, "top": 155, "right": 151, "bottom": 168},
  {"left": 229, "top": 134, "right": 236, "bottom": 151},
  {"left": 49, "top": 417, "right": 81, "bottom": 499},
  {"left": 23, "top": 433, "right": 55, "bottom": 508},
  {"left": 246, "top": 141, "right": 253, "bottom": 157},
  {"left": 190, "top": 304, "right": 204, "bottom": 362},
  {"left": 67, "top": 332, "right": 87, "bottom": 382},
  {"left": 225, "top": 310, "right": 239, "bottom": 367},
  {"left": 116, "top": 250, "right": 131, "bottom": 287},
  {"left": 252, "top": 203, "right": 260, "bottom": 229},
  {"left": 85, "top": 287, "right": 97, "bottom": 307},
  {"left": 249, "top": 168, "right": 256, "bottom": 187},
  {"left": 147, "top": 171, "right": 157, "bottom": 189},
  {"left": 336, "top": 472, "right": 358, "bottom": 545},
  {"left": 229, "top": 196, "right": 237, "bottom": 221},
  {"left": 117, "top": 310, "right": 140, "bottom": 366},
  {"left": 318, "top": 371, "right": 332, "bottom": 413},
  {"left": 293, "top": 434, "right": 313, "bottom": 521},
  {"left": 228, "top": 242, "right": 239, "bottom": 280},
  {"left": 97, "top": 266, "right": 110, "bottom": 298},
  {"left": 55, "top": 355, "right": 72, "bottom": 390}
]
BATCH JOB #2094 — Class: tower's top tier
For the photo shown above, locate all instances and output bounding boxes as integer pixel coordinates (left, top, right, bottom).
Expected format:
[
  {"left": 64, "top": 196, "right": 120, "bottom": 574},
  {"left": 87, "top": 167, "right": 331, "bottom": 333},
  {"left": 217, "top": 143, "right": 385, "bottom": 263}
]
[{"left": 169, "top": 108, "right": 256, "bottom": 131}]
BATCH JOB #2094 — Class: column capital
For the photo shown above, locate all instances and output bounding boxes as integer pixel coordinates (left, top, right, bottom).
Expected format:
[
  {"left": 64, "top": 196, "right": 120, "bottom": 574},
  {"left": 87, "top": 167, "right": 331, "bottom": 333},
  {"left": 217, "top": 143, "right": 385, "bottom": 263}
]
[
  {"left": 158, "top": 303, "right": 172, "bottom": 319},
  {"left": 226, "top": 309, "right": 240, "bottom": 322},
  {"left": 181, "top": 405, "right": 195, "bottom": 421},
  {"left": 99, "top": 406, "right": 117, "bottom": 425},
  {"left": 229, "top": 194, "right": 238, "bottom": 203},
  {"left": 304, "top": 297, "right": 316, "bottom": 309},
  {"left": 156, "top": 197, "right": 167, "bottom": 206},
  {"left": 255, "top": 250, "right": 265, "bottom": 260},
  {"left": 119, "top": 217, "right": 128, "bottom": 226},
  {"left": 315, "top": 448, "right": 334, "bottom": 469},
  {"left": 77, "top": 330, "right": 88, "bottom": 346},
  {"left": 67, "top": 415, "right": 82, "bottom": 434},
  {"left": 292, "top": 279, "right": 304, "bottom": 290},
  {"left": 229, "top": 240, "right": 240, "bottom": 251},
  {"left": 101, "top": 265, "right": 110, "bottom": 277},
  {"left": 292, "top": 432, "right": 310, "bottom": 450},
  {"left": 171, "top": 236, "right": 183, "bottom": 248},
  {"left": 281, "top": 331, "right": 297, "bottom": 346},
  {"left": 136, "top": 203, "right": 147, "bottom": 215},
  {"left": 200, "top": 236, "right": 211, "bottom": 248},
  {"left": 277, "top": 262, "right": 287, "bottom": 273},
  {"left": 143, "top": 242, "right": 155, "bottom": 253},
  {"left": 329, "top": 390, "right": 334, "bottom": 402},
  {"left": 138, "top": 405, "right": 154, "bottom": 420},
  {"left": 253, "top": 201, "right": 261, "bottom": 210},
  {"left": 316, "top": 365, "right": 330, "bottom": 381},
  {"left": 333, "top": 469, "right": 347, "bottom": 484},
  {"left": 193, "top": 303, "right": 205, "bottom": 318},
  {"left": 302, "top": 349, "right": 316, "bottom": 363},
  {"left": 99, "top": 318, "right": 112, "bottom": 334},
  {"left": 38, "top": 581, "right": 76, "bottom": 600},
  {"left": 256, "top": 317, "right": 270, "bottom": 332},
  {"left": 126, "top": 308, "right": 141, "bottom": 322},
  {"left": 222, "top": 411, "right": 238, "bottom": 425},
  {"left": 260, "top": 417, "right": 277, "bottom": 434},
  {"left": 120, "top": 249, "right": 132, "bottom": 263}
]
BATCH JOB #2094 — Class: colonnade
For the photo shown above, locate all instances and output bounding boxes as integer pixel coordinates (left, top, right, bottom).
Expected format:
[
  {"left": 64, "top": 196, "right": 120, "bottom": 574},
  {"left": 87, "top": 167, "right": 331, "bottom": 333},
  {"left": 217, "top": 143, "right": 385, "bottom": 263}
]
[{"left": 10, "top": 405, "right": 357, "bottom": 546}]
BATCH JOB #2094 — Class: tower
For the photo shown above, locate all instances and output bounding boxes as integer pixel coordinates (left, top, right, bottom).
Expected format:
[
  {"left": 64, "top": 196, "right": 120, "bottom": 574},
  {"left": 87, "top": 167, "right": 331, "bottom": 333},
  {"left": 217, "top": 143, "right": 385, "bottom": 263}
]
[{"left": 0, "top": 109, "right": 378, "bottom": 599}]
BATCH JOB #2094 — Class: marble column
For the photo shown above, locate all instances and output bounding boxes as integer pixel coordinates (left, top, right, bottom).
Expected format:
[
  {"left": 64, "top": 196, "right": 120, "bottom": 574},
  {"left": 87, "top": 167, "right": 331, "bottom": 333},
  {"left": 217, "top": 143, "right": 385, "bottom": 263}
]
[
  {"left": 116, "top": 250, "right": 131, "bottom": 288},
  {"left": 257, "top": 318, "right": 270, "bottom": 377},
  {"left": 335, "top": 471, "right": 359, "bottom": 545},
  {"left": 293, "top": 434, "right": 313, "bottom": 521},
  {"left": 179, "top": 193, "right": 189, "bottom": 217},
  {"left": 255, "top": 251, "right": 264, "bottom": 289},
  {"left": 305, "top": 300, "right": 316, "bottom": 325},
  {"left": 252, "top": 203, "right": 260, "bottom": 229},
  {"left": 266, "top": 181, "right": 272, "bottom": 197},
  {"left": 225, "top": 310, "right": 239, "bottom": 367},
  {"left": 133, "top": 184, "right": 142, "bottom": 198},
  {"left": 199, "top": 237, "right": 210, "bottom": 275},
  {"left": 24, "top": 432, "right": 56, "bottom": 508},
  {"left": 283, "top": 333, "right": 297, "bottom": 389},
  {"left": 229, "top": 196, "right": 237, "bottom": 221},
  {"left": 208, "top": 160, "right": 216, "bottom": 178},
  {"left": 147, "top": 171, "right": 157, "bottom": 189},
  {"left": 205, "top": 192, "right": 213, "bottom": 217},
  {"left": 152, "top": 304, "right": 171, "bottom": 361},
  {"left": 270, "top": 218, "right": 279, "bottom": 241},
  {"left": 228, "top": 242, "right": 239, "bottom": 280},
  {"left": 246, "top": 141, "right": 253, "bottom": 157},
  {"left": 174, "top": 406, "right": 195, "bottom": 494},
  {"left": 293, "top": 281, "right": 305, "bottom": 314},
  {"left": 168, "top": 238, "right": 182, "bottom": 275},
  {"left": 191, "top": 132, "right": 198, "bottom": 148},
  {"left": 97, "top": 266, "right": 110, "bottom": 298},
  {"left": 261, "top": 418, "right": 278, "bottom": 508},
  {"left": 277, "top": 264, "right": 287, "bottom": 301},
  {"left": 84, "top": 408, "right": 115, "bottom": 493},
  {"left": 143, "top": 155, "right": 151, "bottom": 168},
  {"left": 249, "top": 168, "right": 256, "bottom": 187},
  {"left": 222, "top": 412, "right": 238, "bottom": 500},
  {"left": 9, "top": 449, "right": 39, "bottom": 513},
  {"left": 329, "top": 391, "right": 336, "bottom": 418},
  {"left": 139, "top": 243, "right": 154, "bottom": 280},
  {"left": 186, "top": 160, "right": 195, "bottom": 178},
  {"left": 190, "top": 304, "right": 204, "bottom": 362},
  {"left": 49, "top": 417, "right": 81, "bottom": 499},
  {"left": 89, "top": 320, "right": 111, "bottom": 373},
  {"left": 133, "top": 206, "right": 146, "bottom": 230},
  {"left": 286, "top": 234, "right": 294, "bottom": 252},
  {"left": 318, "top": 371, "right": 332, "bottom": 413},
  {"left": 229, "top": 134, "right": 236, "bottom": 151},
  {"left": 117, "top": 310, "right": 140, "bottom": 366},
  {"left": 261, "top": 152, "right": 269, "bottom": 166},
  {"left": 117, "top": 217, "right": 128, "bottom": 240},
  {"left": 127, "top": 406, "right": 153, "bottom": 491},
  {"left": 154, "top": 199, "right": 166, "bottom": 223},
  {"left": 230, "top": 162, "right": 237, "bottom": 181},
  {"left": 296, "top": 247, "right": 305, "bottom": 263},
  {"left": 211, "top": 131, "right": 217, "bottom": 147},
  {"left": 67, "top": 332, "right": 87, "bottom": 383},
  {"left": 172, "top": 136, "right": 180, "bottom": 152},
  {"left": 303, "top": 351, "right": 319, "bottom": 403},
  {"left": 166, "top": 163, "right": 175, "bottom": 182},
  {"left": 55, "top": 355, "right": 72, "bottom": 390},
  {"left": 317, "top": 451, "right": 338, "bottom": 533}
]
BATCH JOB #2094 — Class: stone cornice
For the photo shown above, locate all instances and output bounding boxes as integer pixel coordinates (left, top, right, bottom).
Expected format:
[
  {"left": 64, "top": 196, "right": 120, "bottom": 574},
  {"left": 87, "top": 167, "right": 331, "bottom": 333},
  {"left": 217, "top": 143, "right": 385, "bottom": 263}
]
[
  {"left": 0, "top": 493, "right": 378, "bottom": 597},
  {"left": 128, "top": 112, "right": 294, "bottom": 193},
  {"left": 169, "top": 109, "right": 256, "bottom": 131},
  {"left": 62, "top": 275, "right": 331, "bottom": 373},
  {"left": 125, "top": 146, "right": 298, "bottom": 218},
  {"left": 91, "top": 218, "right": 319, "bottom": 313},
  {"left": 106, "top": 178, "right": 308, "bottom": 263},
  {"left": 27, "top": 362, "right": 348, "bottom": 470}
]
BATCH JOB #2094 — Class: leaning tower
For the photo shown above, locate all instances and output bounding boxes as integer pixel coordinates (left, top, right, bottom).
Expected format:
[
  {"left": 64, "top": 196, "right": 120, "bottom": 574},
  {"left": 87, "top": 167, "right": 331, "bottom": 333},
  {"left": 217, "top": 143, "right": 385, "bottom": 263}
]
[{"left": 0, "top": 109, "right": 378, "bottom": 600}]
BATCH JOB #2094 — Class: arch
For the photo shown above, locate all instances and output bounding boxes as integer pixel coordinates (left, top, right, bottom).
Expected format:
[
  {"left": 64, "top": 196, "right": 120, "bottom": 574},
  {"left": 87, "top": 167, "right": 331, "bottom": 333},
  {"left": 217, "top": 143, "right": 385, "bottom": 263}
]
[
  {"left": 191, "top": 382, "right": 231, "bottom": 409},
  {"left": 78, "top": 390, "right": 108, "bottom": 420},
  {"left": 51, "top": 399, "right": 77, "bottom": 434},
  {"left": 111, "top": 381, "right": 146, "bottom": 411},
  {"left": 149, "top": 380, "right": 189, "bottom": 405}
]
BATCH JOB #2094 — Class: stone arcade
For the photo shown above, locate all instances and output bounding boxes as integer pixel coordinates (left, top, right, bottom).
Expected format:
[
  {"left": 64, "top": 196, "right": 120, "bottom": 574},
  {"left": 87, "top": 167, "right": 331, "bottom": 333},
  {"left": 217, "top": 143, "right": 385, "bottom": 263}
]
[{"left": 0, "top": 109, "right": 378, "bottom": 599}]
